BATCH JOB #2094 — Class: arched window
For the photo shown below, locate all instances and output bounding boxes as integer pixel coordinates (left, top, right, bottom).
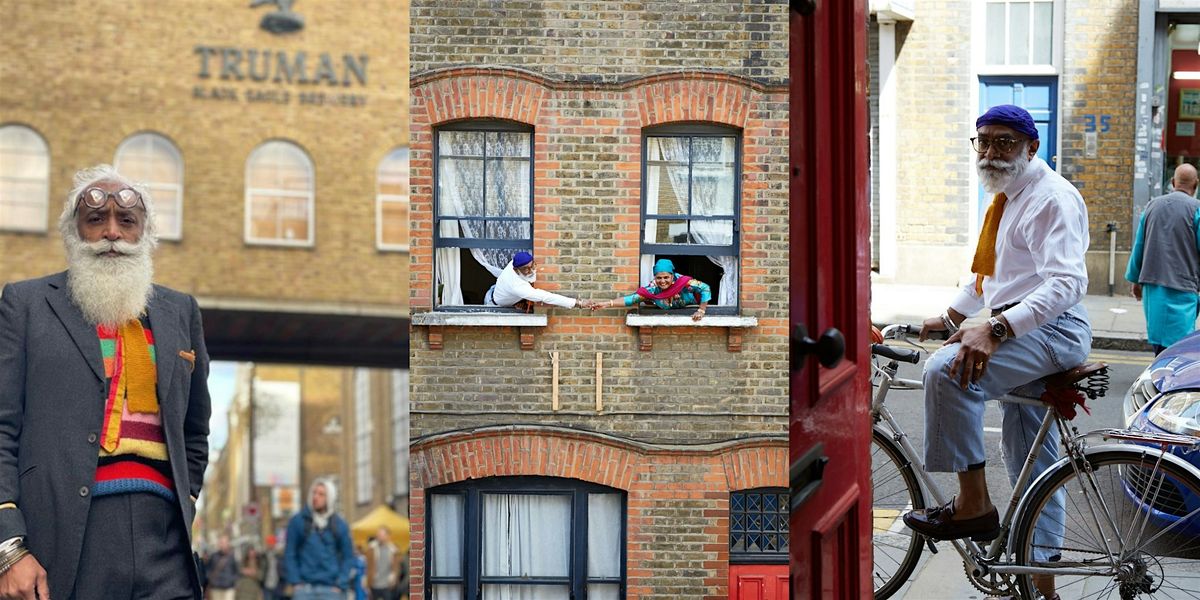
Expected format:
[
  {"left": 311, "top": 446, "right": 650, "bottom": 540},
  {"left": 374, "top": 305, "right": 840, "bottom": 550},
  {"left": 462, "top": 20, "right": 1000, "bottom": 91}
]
[
  {"left": 0, "top": 124, "right": 50, "bottom": 232},
  {"left": 377, "top": 147, "right": 409, "bottom": 251},
  {"left": 245, "top": 140, "right": 315, "bottom": 246},
  {"left": 114, "top": 132, "right": 184, "bottom": 240}
]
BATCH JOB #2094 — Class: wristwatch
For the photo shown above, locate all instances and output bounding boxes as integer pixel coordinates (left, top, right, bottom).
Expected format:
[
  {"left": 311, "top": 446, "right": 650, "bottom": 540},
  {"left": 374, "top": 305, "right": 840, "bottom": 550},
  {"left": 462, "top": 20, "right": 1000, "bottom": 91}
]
[{"left": 987, "top": 316, "right": 1009, "bottom": 341}]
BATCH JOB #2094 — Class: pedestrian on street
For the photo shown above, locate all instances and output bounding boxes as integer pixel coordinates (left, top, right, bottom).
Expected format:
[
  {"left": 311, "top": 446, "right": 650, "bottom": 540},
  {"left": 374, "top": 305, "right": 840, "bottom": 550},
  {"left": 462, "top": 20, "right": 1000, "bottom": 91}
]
[
  {"left": 483, "top": 251, "right": 595, "bottom": 311},
  {"left": 903, "top": 104, "right": 1091, "bottom": 600},
  {"left": 235, "top": 546, "right": 265, "bottom": 600},
  {"left": 0, "top": 164, "right": 212, "bottom": 600},
  {"left": 284, "top": 479, "right": 354, "bottom": 600},
  {"left": 1126, "top": 163, "right": 1200, "bottom": 354},
  {"left": 207, "top": 536, "right": 240, "bottom": 600},
  {"left": 366, "top": 527, "right": 401, "bottom": 600},
  {"left": 350, "top": 546, "right": 368, "bottom": 600},
  {"left": 262, "top": 535, "right": 285, "bottom": 600}
]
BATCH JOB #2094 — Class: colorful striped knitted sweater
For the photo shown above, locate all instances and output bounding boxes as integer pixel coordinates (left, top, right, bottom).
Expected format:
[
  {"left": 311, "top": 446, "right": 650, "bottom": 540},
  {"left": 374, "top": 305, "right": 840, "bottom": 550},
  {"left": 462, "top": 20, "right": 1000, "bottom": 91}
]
[{"left": 94, "top": 317, "right": 175, "bottom": 501}]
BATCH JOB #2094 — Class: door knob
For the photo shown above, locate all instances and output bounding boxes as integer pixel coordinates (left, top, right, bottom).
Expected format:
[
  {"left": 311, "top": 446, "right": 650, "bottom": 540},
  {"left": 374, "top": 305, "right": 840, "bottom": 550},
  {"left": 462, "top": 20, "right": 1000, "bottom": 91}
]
[
  {"left": 791, "top": 324, "right": 845, "bottom": 370},
  {"left": 790, "top": 0, "right": 816, "bottom": 15}
]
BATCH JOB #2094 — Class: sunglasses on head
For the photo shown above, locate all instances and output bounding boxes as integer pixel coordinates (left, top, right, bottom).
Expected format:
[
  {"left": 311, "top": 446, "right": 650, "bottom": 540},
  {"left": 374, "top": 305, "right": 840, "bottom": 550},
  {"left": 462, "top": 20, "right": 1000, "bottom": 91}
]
[{"left": 75, "top": 187, "right": 144, "bottom": 213}]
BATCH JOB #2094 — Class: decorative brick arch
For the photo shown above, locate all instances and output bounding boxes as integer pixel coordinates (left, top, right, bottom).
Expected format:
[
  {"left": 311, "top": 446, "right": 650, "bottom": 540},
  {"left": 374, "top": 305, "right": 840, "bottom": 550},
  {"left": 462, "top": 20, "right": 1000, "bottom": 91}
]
[
  {"left": 411, "top": 67, "right": 549, "bottom": 126},
  {"left": 632, "top": 73, "right": 760, "bottom": 129},
  {"left": 408, "top": 426, "right": 788, "bottom": 600}
]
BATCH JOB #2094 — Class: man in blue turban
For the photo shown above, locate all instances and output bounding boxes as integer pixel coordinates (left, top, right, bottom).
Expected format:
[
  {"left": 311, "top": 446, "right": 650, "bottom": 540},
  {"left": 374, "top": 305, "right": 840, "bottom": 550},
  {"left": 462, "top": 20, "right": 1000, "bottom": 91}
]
[
  {"left": 484, "top": 251, "right": 594, "bottom": 311},
  {"left": 903, "top": 104, "right": 1091, "bottom": 600}
]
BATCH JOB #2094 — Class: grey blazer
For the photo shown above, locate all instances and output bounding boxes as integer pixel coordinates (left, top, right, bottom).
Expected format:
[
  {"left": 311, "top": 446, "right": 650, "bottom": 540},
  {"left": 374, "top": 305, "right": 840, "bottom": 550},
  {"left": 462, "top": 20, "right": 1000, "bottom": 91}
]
[{"left": 0, "top": 271, "right": 211, "bottom": 599}]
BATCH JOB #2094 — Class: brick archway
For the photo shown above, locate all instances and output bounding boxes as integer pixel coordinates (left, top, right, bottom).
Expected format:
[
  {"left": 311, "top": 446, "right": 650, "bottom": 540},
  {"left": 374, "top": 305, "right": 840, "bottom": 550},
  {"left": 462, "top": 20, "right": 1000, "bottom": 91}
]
[{"left": 408, "top": 426, "right": 788, "bottom": 600}]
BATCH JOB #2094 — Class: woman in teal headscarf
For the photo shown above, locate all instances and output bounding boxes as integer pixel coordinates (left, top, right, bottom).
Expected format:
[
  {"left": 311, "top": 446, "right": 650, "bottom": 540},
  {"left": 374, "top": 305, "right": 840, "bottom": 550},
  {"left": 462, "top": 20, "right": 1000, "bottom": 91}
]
[{"left": 595, "top": 258, "right": 712, "bottom": 321}]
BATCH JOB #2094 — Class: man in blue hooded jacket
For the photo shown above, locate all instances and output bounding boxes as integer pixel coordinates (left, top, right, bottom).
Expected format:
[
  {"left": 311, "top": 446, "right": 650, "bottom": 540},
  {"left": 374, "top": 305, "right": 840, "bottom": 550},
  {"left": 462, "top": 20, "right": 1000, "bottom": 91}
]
[{"left": 285, "top": 478, "right": 354, "bottom": 599}]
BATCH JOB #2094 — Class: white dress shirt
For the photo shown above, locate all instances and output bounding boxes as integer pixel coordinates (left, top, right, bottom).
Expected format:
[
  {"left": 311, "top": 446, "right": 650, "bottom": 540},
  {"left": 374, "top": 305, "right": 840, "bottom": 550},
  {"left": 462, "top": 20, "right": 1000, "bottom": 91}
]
[
  {"left": 948, "top": 157, "right": 1089, "bottom": 338},
  {"left": 489, "top": 262, "right": 577, "bottom": 308}
]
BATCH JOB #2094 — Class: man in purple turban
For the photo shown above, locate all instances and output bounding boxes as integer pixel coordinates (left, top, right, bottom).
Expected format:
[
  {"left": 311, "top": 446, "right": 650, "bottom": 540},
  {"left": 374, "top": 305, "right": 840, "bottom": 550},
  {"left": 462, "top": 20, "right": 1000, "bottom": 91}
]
[{"left": 903, "top": 104, "right": 1092, "bottom": 600}]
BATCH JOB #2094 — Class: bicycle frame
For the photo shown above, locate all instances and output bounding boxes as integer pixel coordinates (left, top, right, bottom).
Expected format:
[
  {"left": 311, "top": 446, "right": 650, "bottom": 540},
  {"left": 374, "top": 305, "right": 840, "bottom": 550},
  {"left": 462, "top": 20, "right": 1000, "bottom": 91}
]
[{"left": 871, "top": 353, "right": 1125, "bottom": 581}]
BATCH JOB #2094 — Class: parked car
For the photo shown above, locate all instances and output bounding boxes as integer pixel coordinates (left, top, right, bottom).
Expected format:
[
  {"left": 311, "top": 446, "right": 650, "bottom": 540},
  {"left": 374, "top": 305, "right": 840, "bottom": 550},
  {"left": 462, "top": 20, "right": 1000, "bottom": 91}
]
[{"left": 1122, "top": 330, "right": 1200, "bottom": 534}]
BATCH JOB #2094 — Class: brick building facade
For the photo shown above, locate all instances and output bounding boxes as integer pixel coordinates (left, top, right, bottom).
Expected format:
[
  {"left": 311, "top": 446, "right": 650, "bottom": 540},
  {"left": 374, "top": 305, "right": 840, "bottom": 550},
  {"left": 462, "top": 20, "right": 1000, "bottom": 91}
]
[
  {"left": 408, "top": 2, "right": 790, "bottom": 599},
  {"left": 870, "top": 0, "right": 1147, "bottom": 295}
]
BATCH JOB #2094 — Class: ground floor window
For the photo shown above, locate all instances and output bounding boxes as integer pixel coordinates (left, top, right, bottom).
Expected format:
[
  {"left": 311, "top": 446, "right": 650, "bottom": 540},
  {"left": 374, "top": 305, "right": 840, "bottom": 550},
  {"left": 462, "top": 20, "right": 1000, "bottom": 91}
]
[{"left": 427, "top": 477, "right": 625, "bottom": 599}]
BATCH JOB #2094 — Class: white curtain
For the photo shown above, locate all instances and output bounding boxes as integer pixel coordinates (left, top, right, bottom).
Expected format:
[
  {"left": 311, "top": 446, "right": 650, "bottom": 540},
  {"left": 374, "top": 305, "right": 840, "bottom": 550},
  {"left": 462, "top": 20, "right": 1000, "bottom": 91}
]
[
  {"left": 436, "top": 218, "right": 463, "bottom": 306},
  {"left": 649, "top": 137, "right": 738, "bottom": 306},
  {"left": 482, "top": 493, "right": 571, "bottom": 600},
  {"left": 431, "top": 495, "right": 465, "bottom": 600},
  {"left": 437, "top": 132, "right": 529, "bottom": 305},
  {"left": 587, "top": 494, "right": 621, "bottom": 578}
]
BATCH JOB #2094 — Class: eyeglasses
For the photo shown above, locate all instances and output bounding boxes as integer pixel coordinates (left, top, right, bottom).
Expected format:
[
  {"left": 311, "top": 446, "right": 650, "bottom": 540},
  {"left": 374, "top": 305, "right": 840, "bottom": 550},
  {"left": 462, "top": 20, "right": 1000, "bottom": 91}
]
[
  {"left": 970, "top": 136, "right": 1024, "bottom": 154},
  {"left": 75, "top": 187, "right": 144, "bottom": 213}
]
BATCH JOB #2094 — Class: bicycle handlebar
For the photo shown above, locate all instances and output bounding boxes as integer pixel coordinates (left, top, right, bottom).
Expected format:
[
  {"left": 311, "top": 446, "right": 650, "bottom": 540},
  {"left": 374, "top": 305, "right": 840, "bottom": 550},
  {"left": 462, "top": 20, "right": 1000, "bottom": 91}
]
[
  {"left": 871, "top": 343, "right": 920, "bottom": 364},
  {"left": 880, "top": 323, "right": 949, "bottom": 341}
]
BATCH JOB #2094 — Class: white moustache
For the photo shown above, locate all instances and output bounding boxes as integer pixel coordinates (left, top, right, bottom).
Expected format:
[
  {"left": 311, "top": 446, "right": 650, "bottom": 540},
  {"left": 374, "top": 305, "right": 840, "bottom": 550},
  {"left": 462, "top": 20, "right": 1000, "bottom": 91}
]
[{"left": 85, "top": 239, "right": 142, "bottom": 256}]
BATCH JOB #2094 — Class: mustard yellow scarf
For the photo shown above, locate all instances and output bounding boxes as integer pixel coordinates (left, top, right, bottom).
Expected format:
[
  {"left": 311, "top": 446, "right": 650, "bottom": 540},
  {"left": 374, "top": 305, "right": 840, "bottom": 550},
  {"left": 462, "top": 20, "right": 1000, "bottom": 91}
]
[
  {"left": 100, "top": 319, "right": 158, "bottom": 453},
  {"left": 971, "top": 192, "right": 1008, "bottom": 295}
]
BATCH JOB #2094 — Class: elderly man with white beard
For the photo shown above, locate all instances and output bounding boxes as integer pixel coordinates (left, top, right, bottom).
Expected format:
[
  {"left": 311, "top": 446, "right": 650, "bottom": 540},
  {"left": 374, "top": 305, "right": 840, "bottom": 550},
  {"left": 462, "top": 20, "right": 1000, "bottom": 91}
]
[
  {"left": 900, "top": 105, "right": 1091, "bottom": 600},
  {"left": 0, "top": 165, "right": 210, "bottom": 600}
]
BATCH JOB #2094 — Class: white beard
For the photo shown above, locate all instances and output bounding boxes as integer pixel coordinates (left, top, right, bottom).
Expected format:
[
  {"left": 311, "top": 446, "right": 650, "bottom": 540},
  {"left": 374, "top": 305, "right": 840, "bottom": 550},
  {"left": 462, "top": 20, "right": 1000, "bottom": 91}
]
[
  {"left": 520, "top": 271, "right": 537, "bottom": 284},
  {"left": 65, "top": 237, "right": 154, "bottom": 326},
  {"left": 977, "top": 153, "right": 1032, "bottom": 194}
]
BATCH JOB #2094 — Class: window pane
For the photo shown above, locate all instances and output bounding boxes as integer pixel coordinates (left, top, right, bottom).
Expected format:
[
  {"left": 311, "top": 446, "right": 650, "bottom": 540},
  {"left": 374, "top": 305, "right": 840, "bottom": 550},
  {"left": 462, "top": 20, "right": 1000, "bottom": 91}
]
[
  {"left": 378, "top": 148, "right": 409, "bottom": 196},
  {"left": 249, "top": 194, "right": 309, "bottom": 241},
  {"left": 381, "top": 200, "right": 409, "bottom": 247},
  {"left": 1033, "top": 2, "right": 1053, "bottom": 65},
  {"left": 440, "top": 131, "right": 485, "bottom": 156},
  {"left": 1009, "top": 2, "right": 1031, "bottom": 64},
  {"left": 482, "top": 494, "right": 570, "bottom": 577},
  {"left": 587, "top": 584, "right": 620, "bottom": 600},
  {"left": 391, "top": 370, "right": 409, "bottom": 496},
  {"left": 588, "top": 494, "right": 621, "bottom": 578},
  {"left": 431, "top": 494, "right": 464, "bottom": 577},
  {"left": 484, "top": 221, "right": 531, "bottom": 241},
  {"left": 692, "top": 137, "right": 735, "bottom": 163},
  {"left": 690, "top": 220, "right": 734, "bottom": 246},
  {"left": 646, "top": 163, "right": 689, "bottom": 215},
  {"left": 647, "top": 136, "right": 690, "bottom": 163},
  {"left": 247, "top": 141, "right": 312, "bottom": 191},
  {"left": 985, "top": 3, "right": 1006, "bottom": 65},
  {"left": 691, "top": 163, "right": 735, "bottom": 217},
  {"left": 647, "top": 218, "right": 689, "bottom": 244},
  {"left": 148, "top": 184, "right": 182, "bottom": 239},
  {"left": 487, "top": 159, "right": 531, "bottom": 218},
  {"left": 481, "top": 585, "right": 569, "bottom": 600},
  {"left": 432, "top": 585, "right": 465, "bottom": 600},
  {"left": 489, "top": 131, "right": 531, "bottom": 157},
  {"left": 0, "top": 125, "right": 49, "bottom": 232},
  {"left": 438, "top": 158, "right": 484, "bottom": 217},
  {"left": 116, "top": 133, "right": 184, "bottom": 239}
]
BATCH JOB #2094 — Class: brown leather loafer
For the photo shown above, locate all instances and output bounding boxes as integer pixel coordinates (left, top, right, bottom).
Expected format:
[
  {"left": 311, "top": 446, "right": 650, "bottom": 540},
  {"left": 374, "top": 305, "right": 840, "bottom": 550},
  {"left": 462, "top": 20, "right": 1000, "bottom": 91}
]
[{"left": 902, "top": 498, "right": 1000, "bottom": 542}]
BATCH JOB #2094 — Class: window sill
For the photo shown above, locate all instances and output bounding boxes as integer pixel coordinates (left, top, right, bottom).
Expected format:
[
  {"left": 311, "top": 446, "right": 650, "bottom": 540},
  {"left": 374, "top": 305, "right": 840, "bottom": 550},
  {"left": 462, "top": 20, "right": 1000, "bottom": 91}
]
[
  {"left": 413, "top": 311, "right": 548, "bottom": 350},
  {"left": 625, "top": 315, "right": 757, "bottom": 328},
  {"left": 625, "top": 314, "right": 757, "bottom": 352},
  {"left": 412, "top": 312, "right": 548, "bottom": 327}
]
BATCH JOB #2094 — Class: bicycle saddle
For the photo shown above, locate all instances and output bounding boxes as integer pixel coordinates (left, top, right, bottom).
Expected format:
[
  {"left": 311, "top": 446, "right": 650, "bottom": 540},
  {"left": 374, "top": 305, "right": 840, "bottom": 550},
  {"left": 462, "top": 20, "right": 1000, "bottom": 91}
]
[{"left": 1044, "top": 362, "right": 1107, "bottom": 389}]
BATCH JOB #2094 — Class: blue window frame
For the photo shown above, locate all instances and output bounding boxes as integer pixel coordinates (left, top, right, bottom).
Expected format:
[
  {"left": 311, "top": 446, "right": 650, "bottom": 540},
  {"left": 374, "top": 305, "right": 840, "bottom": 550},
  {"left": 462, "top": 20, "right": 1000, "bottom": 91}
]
[
  {"left": 427, "top": 476, "right": 626, "bottom": 599},
  {"left": 730, "top": 487, "right": 788, "bottom": 565},
  {"left": 433, "top": 121, "right": 534, "bottom": 307}
]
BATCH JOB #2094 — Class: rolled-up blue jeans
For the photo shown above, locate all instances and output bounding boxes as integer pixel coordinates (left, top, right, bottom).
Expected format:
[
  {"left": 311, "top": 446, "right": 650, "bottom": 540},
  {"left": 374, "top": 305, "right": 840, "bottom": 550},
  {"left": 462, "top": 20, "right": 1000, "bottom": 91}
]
[{"left": 923, "top": 304, "right": 1091, "bottom": 561}]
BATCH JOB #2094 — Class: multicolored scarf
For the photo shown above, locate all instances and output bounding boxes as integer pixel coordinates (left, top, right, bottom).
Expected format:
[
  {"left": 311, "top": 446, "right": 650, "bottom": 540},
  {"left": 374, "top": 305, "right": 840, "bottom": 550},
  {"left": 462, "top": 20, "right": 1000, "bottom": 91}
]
[
  {"left": 99, "top": 319, "right": 159, "bottom": 453},
  {"left": 637, "top": 275, "right": 694, "bottom": 301}
]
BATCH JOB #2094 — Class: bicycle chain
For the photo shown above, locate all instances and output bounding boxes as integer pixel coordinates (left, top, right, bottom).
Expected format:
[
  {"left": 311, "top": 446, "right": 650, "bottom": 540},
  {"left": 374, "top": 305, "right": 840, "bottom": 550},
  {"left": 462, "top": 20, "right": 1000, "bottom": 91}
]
[{"left": 962, "top": 559, "right": 1018, "bottom": 597}]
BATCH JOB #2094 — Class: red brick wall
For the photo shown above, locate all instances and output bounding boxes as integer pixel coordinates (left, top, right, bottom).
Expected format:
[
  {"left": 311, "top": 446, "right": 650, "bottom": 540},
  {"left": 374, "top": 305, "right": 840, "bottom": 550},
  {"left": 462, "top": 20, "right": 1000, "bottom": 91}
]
[{"left": 408, "top": 427, "right": 787, "bottom": 600}]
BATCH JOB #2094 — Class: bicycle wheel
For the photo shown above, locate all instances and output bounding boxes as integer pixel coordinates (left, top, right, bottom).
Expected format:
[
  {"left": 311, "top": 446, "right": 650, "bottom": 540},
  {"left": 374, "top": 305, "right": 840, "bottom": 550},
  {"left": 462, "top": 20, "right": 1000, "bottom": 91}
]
[
  {"left": 1011, "top": 450, "right": 1200, "bottom": 599},
  {"left": 871, "top": 426, "right": 926, "bottom": 599}
]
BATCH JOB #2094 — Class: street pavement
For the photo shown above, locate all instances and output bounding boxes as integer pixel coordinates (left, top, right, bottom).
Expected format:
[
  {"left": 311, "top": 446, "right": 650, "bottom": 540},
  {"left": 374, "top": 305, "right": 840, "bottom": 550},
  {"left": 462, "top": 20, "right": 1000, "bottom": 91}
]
[
  {"left": 869, "top": 279, "right": 1163, "bottom": 599},
  {"left": 870, "top": 277, "right": 1154, "bottom": 351}
]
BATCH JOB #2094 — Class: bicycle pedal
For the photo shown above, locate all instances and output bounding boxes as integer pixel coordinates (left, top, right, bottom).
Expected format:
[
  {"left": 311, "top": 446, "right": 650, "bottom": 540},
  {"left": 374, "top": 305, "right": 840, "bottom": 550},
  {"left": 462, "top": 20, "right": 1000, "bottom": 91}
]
[{"left": 923, "top": 535, "right": 939, "bottom": 554}]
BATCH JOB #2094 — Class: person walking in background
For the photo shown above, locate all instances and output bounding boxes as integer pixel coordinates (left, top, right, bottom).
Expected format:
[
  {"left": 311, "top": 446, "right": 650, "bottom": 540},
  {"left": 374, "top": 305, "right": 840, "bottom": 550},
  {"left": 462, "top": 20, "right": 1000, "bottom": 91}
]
[
  {"left": 207, "top": 536, "right": 240, "bottom": 600},
  {"left": 284, "top": 479, "right": 354, "bottom": 600},
  {"left": 0, "top": 164, "right": 212, "bottom": 600},
  {"left": 235, "top": 546, "right": 265, "bottom": 600},
  {"left": 1126, "top": 163, "right": 1200, "bottom": 354},
  {"left": 366, "top": 527, "right": 401, "bottom": 600},
  {"left": 262, "top": 535, "right": 285, "bottom": 600},
  {"left": 350, "top": 546, "right": 369, "bottom": 600}
]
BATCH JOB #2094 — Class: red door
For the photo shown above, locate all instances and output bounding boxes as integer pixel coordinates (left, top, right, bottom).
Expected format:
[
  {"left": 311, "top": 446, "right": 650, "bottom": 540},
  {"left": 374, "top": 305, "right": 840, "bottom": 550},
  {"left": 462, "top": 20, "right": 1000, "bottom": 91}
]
[
  {"left": 731, "top": 565, "right": 790, "bottom": 600},
  {"left": 789, "top": 1, "right": 872, "bottom": 599}
]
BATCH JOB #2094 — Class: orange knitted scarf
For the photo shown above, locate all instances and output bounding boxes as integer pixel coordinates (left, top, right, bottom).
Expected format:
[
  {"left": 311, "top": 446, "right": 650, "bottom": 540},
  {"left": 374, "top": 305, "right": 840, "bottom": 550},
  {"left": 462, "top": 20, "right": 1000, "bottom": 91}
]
[{"left": 971, "top": 192, "right": 1008, "bottom": 295}]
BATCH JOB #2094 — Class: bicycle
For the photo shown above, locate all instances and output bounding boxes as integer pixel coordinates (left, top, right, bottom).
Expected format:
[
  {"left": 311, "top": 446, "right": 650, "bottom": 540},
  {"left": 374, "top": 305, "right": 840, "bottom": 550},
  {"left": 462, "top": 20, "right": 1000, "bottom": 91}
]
[{"left": 870, "top": 323, "right": 1200, "bottom": 600}]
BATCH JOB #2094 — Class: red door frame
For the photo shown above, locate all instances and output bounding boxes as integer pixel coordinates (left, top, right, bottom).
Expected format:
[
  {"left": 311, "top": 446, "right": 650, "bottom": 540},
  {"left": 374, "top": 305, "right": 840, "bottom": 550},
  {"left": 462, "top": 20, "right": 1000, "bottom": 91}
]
[{"left": 789, "top": 1, "right": 872, "bottom": 598}]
